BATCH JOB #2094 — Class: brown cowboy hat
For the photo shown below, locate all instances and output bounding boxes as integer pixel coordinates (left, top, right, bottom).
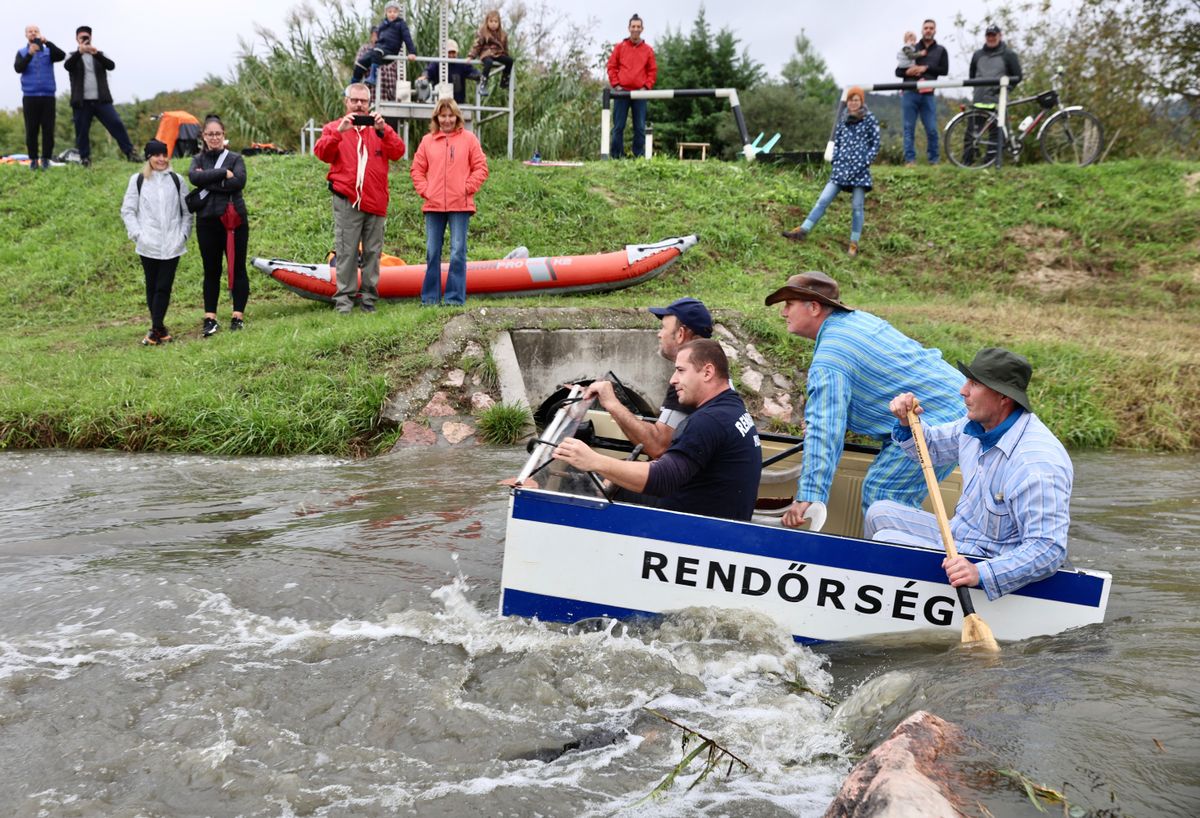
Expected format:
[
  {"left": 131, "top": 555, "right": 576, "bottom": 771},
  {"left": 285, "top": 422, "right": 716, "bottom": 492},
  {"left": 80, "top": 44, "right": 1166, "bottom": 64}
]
[{"left": 764, "top": 271, "right": 854, "bottom": 311}]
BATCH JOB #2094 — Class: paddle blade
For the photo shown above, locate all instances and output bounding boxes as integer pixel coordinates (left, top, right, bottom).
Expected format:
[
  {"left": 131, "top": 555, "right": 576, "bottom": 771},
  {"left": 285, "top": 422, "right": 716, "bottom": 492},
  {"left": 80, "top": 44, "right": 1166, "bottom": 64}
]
[{"left": 962, "top": 613, "right": 1000, "bottom": 652}]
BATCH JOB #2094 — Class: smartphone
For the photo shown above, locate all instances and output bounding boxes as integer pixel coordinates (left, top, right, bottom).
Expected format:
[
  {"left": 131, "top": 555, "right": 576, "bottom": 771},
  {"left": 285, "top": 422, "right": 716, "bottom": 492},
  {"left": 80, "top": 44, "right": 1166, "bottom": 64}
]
[{"left": 351, "top": 114, "right": 375, "bottom": 126}]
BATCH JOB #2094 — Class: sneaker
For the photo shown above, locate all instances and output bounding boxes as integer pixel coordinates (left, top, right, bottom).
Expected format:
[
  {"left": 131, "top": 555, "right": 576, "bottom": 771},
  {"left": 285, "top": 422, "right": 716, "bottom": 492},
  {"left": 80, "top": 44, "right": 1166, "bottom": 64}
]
[
  {"left": 847, "top": 241, "right": 859, "bottom": 258},
  {"left": 781, "top": 227, "right": 808, "bottom": 242},
  {"left": 478, "top": 82, "right": 490, "bottom": 99},
  {"left": 157, "top": 330, "right": 173, "bottom": 344},
  {"left": 80, "top": 157, "right": 91, "bottom": 168},
  {"left": 202, "top": 317, "right": 220, "bottom": 337},
  {"left": 359, "top": 303, "right": 376, "bottom": 313},
  {"left": 230, "top": 317, "right": 244, "bottom": 331},
  {"left": 904, "top": 161, "right": 916, "bottom": 168}
]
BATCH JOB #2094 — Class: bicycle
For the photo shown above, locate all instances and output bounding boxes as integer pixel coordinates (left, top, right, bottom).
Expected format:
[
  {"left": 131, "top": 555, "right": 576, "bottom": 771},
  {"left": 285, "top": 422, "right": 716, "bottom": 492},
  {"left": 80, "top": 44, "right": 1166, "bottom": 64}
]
[{"left": 943, "top": 68, "right": 1104, "bottom": 169}]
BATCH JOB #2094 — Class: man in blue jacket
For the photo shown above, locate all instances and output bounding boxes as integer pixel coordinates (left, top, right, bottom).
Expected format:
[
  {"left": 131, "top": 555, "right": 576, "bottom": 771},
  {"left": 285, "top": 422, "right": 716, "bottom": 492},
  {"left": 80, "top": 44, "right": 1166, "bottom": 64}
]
[
  {"left": 14, "top": 24, "right": 65, "bottom": 170},
  {"left": 64, "top": 26, "right": 136, "bottom": 165},
  {"left": 896, "top": 18, "right": 949, "bottom": 166}
]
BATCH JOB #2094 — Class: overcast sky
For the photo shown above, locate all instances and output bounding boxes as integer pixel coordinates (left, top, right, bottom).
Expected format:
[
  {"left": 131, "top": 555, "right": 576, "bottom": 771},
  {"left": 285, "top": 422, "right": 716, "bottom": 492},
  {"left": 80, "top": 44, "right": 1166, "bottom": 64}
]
[{"left": 5, "top": 0, "right": 1009, "bottom": 111}]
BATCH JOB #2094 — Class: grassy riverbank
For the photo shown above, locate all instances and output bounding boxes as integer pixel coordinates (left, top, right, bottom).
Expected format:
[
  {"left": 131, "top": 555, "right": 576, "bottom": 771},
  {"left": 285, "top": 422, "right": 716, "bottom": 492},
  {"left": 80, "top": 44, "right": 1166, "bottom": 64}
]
[{"left": 1, "top": 156, "right": 1197, "bottom": 454}]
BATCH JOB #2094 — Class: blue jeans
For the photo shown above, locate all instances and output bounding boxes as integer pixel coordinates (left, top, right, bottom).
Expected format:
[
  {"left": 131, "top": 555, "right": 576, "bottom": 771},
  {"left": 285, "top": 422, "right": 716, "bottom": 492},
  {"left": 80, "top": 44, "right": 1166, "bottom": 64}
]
[
  {"left": 901, "top": 91, "right": 939, "bottom": 163},
  {"left": 802, "top": 182, "right": 867, "bottom": 242},
  {"left": 610, "top": 97, "right": 647, "bottom": 158},
  {"left": 73, "top": 100, "right": 134, "bottom": 160},
  {"left": 422, "top": 211, "right": 471, "bottom": 305}
]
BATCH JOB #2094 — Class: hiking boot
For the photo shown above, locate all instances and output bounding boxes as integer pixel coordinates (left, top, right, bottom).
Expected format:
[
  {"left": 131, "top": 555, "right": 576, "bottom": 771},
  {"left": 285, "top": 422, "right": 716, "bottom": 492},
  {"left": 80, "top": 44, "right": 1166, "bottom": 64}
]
[
  {"left": 140, "top": 329, "right": 159, "bottom": 346},
  {"left": 157, "top": 330, "right": 173, "bottom": 343},
  {"left": 202, "top": 317, "right": 220, "bottom": 337},
  {"left": 230, "top": 317, "right": 244, "bottom": 331},
  {"left": 359, "top": 303, "right": 376, "bottom": 313},
  {"left": 847, "top": 241, "right": 859, "bottom": 258},
  {"left": 781, "top": 227, "right": 808, "bottom": 242},
  {"left": 80, "top": 157, "right": 91, "bottom": 167}
]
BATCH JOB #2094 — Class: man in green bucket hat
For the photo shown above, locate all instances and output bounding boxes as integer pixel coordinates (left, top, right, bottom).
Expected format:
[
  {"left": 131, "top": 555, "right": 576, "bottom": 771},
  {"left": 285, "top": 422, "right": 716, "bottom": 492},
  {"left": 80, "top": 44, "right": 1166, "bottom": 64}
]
[{"left": 865, "top": 347, "right": 1075, "bottom": 600}]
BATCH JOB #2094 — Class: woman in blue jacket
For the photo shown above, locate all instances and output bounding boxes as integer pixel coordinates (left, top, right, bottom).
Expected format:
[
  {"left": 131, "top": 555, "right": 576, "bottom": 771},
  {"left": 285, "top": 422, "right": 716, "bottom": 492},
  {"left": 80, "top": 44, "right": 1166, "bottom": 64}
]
[{"left": 782, "top": 86, "right": 880, "bottom": 258}]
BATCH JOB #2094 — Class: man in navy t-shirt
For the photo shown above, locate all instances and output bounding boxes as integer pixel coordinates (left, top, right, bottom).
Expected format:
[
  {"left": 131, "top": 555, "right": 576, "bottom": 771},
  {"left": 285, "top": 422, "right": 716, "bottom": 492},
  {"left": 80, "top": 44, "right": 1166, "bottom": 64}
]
[{"left": 554, "top": 339, "right": 762, "bottom": 521}]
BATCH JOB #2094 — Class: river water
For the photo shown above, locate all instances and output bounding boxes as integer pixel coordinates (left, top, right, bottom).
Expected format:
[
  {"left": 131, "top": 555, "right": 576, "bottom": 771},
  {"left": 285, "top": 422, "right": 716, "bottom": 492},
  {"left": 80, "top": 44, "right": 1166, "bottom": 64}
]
[{"left": 1, "top": 448, "right": 1196, "bottom": 817}]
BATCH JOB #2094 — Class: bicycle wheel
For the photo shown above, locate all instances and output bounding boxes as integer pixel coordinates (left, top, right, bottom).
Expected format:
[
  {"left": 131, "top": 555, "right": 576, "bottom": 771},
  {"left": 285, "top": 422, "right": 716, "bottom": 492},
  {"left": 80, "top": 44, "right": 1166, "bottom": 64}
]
[
  {"left": 944, "top": 110, "right": 1002, "bottom": 169},
  {"left": 1039, "top": 109, "right": 1104, "bottom": 166}
]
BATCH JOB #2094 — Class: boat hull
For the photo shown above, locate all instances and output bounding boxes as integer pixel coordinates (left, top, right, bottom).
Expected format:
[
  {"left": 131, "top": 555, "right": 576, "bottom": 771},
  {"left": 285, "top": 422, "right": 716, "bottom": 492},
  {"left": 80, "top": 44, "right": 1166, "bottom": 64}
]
[
  {"left": 501, "top": 488, "right": 1111, "bottom": 644},
  {"left": 252, "top": 235, "right": 697, "bottom": 302}
]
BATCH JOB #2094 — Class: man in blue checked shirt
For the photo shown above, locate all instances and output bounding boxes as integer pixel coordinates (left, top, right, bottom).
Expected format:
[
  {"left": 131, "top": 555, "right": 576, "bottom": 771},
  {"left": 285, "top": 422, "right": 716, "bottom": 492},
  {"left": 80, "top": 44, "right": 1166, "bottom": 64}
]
[
  {"left": 765, "top": 272, "right": 965, "bottom": 528},
  {"left": 866, "top": 348, "right": 1073, "bottom": 599}
]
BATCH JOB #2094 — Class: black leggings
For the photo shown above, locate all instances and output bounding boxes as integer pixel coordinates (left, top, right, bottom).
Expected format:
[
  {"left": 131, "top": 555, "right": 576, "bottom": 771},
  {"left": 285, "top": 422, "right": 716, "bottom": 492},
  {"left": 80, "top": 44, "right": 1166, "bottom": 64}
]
[
  {"left": 140, "top": 255, "right": 179, "bottom": 333},
  {"left": 480, "top": 55, "right": 513, "bottom": 84},
  {"left": 196, "top": 217, "right": 250, "bottom": 313},
  {"left": 22, "top": 95, "right": 55, "bottom": 162}
]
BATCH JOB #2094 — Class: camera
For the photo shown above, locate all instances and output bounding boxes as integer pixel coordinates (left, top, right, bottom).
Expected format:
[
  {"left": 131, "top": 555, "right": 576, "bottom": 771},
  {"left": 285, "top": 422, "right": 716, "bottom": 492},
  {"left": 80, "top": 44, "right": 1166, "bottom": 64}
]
[
  {"left": 80, "top": 36, "right": 91, "bottom": 45},
  {"left": 32, "top": 37, "right": 44, "bottom": 46},
  {"left": 351, "top": 114, "right": 376, "bottom": 126}
]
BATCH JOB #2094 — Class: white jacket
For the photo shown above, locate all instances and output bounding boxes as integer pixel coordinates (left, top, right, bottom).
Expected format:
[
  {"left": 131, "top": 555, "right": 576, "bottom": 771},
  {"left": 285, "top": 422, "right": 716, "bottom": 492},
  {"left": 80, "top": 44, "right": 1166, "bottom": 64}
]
[{"left": 120, "top": 170, "right": 191, "bottom": 260}]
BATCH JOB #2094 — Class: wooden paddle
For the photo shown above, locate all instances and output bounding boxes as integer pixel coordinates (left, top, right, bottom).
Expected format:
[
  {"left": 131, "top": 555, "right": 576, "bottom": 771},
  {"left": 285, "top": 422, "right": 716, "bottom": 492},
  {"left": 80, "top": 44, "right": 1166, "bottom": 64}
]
[{"left": 907, "top": 400, "right": 1000, "bottom": 651}]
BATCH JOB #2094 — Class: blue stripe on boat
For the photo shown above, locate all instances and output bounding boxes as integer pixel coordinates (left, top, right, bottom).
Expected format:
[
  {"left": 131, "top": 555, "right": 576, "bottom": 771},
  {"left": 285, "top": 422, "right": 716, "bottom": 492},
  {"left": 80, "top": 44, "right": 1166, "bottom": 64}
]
[
  {"left": 500, "top": 588, "right": 825, "bottom": 644},
  {"left": 510, "top": 490, "right": 1105, "bottom": 608}
]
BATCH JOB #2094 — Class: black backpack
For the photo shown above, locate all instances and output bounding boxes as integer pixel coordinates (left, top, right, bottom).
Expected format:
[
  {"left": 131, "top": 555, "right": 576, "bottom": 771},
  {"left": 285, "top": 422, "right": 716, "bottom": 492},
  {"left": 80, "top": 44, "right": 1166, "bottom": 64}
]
[{"left": 136, "top": 171, "right": 187, "bottom": 216}]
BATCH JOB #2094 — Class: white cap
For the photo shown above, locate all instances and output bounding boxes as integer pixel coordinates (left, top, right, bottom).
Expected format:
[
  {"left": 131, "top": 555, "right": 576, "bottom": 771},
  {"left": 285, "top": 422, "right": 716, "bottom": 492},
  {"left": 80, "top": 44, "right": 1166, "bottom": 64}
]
[{"left": 445, "top": 38, "right": 459, "bottom": 53}]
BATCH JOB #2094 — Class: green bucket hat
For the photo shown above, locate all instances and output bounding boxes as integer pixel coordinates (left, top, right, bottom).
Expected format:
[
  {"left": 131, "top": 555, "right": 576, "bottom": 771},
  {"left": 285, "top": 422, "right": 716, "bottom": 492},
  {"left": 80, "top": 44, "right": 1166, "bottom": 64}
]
[{"left": 957, "top": 347, "right": 1033, "bottom": 412}]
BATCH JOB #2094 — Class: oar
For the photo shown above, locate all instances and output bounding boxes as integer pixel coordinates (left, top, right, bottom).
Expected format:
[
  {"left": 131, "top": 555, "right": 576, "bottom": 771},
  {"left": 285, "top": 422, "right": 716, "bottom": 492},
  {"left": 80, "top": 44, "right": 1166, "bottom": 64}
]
[{"left": 907, "top": 400, "right": 1000, "bottom": 651}]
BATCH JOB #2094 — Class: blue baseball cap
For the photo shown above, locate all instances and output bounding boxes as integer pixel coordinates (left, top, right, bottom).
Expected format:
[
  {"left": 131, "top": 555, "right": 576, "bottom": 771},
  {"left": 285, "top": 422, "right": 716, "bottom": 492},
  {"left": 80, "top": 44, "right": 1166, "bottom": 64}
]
[{"left": 648, "top": 297, "right": 713, "bottom": 338}]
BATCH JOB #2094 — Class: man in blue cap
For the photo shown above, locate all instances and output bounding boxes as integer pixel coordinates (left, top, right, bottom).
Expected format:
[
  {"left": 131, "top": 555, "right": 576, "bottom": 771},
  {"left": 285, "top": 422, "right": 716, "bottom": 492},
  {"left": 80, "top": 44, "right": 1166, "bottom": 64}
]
[
  {"left": 866, "top": 347, "right": 1073, "bottom": 599},
  {"left": 581, "top": 296, "right": 714, "bottom": 459}
]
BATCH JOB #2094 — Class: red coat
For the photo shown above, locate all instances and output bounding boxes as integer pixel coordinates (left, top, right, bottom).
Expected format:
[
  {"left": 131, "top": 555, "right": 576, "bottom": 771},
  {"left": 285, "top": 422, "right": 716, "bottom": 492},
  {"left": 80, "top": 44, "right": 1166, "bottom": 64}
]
[
  {"left": 410, "top": 128, "right": 489, "bottom": 213},
  {"left": 314, "top": 119, "right": 405, "bottom": 217},
  {"left": 607, "top": 38, "right": 657, "bottom": 90}
]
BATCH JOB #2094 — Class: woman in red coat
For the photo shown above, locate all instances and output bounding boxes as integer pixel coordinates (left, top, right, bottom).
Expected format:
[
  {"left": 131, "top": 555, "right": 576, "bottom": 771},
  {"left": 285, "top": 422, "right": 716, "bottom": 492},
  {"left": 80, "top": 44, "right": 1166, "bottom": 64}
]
[{"left": 410, "top": 99, "right": 489, "bottom": 306}]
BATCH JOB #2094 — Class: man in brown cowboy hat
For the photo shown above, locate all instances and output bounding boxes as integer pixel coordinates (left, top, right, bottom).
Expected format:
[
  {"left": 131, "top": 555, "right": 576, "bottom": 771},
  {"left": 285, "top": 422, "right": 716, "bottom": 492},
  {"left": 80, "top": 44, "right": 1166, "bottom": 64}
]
[
  {"left": 765, "top": 271, "right": 965, "bottom": 528},
  {"left": 866, "top": 348, "right": 1074, "bottom": 599}
]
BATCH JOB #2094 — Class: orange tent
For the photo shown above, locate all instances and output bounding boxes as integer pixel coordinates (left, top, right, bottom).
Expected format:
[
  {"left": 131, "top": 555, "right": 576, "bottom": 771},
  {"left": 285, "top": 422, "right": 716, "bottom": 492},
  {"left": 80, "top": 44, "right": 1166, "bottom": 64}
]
[{"left": 154, "top": 111, "right": 201, "bottom": 158}]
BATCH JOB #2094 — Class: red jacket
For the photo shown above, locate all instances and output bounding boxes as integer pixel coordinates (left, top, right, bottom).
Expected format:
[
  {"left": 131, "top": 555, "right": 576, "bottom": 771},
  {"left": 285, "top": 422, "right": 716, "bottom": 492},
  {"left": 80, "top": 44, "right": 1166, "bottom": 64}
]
[
  {"left": 410, "top": 128, "right": 489, "bottom": 213},
  {"left": 607, "top": 38, "right": 657, "bottom": 90},
  {"left": 314, "top": 119, "right": 405, "bottom": 217}
]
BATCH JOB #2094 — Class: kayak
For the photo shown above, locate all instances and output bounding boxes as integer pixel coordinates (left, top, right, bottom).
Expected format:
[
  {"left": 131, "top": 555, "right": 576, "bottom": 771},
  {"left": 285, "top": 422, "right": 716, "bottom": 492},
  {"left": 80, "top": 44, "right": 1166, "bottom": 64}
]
[
  {"left": 252, "top": 235, "right": 698, "bottom": 302},
  {"left": 500, "top": 389, "right": 1111, "bottom": 644}
]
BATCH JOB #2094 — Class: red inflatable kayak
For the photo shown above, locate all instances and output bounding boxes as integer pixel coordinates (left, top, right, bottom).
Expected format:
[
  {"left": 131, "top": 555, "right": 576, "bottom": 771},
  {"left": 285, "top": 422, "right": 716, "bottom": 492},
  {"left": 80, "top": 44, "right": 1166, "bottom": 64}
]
[{"left": 252, "top": 235, "right": 698, "bottom": 302}]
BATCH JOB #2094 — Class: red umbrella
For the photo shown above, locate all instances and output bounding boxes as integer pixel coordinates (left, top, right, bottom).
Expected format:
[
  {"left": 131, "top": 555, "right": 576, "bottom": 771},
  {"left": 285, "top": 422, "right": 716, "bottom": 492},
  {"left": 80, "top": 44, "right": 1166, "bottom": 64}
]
[{"left": 220, "top": 203, "right": 243, "bottom": 292}]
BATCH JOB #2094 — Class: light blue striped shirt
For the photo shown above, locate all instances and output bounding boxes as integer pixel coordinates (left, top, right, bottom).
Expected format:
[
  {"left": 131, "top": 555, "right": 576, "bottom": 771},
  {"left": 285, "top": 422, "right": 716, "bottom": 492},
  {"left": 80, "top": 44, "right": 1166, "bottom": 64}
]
[
  {"left": 898, "top": 411, "right": 1074, "bottom": 599},
  {"left": 799, "top": 310, "right": 965, "bottom": 503}
]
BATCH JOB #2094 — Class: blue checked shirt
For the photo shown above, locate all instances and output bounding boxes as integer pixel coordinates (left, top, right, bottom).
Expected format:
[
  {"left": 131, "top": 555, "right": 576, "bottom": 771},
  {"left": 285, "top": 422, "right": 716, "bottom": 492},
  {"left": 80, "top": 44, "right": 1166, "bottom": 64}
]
[
  {"left": 798, "top": 310, "right": 965, "bottom": 504},
  {"left": 896, "top": 411, "right": 1074, "bottom": 599}
]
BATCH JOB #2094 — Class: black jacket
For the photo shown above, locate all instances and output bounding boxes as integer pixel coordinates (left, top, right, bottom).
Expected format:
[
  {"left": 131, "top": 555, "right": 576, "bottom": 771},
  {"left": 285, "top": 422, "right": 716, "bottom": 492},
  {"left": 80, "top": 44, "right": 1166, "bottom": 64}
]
[
  {"left": 894, "top": 38, "right": 949, "bottom": 82},
  {"left": 64, "top": 50, "right": 117, "bottom": 106},
  {"left": 188, "top": 148, "right": 248, "bottom": 220}
]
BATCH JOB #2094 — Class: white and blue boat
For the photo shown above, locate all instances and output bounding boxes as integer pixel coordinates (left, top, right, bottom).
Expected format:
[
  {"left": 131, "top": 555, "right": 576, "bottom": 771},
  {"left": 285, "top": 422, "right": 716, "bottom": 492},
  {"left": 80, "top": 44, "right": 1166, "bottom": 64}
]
[{"left": 500, "top": 391, "right": 1111, "bottom": 644}]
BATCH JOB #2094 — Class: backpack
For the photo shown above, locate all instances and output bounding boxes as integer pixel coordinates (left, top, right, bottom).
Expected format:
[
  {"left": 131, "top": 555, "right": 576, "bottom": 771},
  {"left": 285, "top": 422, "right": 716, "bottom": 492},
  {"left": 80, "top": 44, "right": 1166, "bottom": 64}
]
[{"left": 136, "top": 171, "right": 187, "bottom": 216}]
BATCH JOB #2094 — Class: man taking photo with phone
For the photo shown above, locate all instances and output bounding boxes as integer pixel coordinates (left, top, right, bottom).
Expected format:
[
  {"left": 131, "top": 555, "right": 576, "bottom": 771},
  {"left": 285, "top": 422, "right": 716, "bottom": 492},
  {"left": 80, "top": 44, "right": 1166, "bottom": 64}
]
[
  {"left": 314, "top": 83, "right": 405, "bottom": 314},
  {"left": 64, "top": 25, "right": 136, "bottom": 165},
  {"left": 14, "top": 24, "right": 65, "bottom": 170}
]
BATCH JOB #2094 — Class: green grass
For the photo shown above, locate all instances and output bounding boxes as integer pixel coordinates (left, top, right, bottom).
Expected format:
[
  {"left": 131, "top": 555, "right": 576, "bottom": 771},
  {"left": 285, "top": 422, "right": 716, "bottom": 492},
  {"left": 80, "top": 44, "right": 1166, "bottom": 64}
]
[{"left": 1, "top": 155, "right": 1197, "bottom": 453}]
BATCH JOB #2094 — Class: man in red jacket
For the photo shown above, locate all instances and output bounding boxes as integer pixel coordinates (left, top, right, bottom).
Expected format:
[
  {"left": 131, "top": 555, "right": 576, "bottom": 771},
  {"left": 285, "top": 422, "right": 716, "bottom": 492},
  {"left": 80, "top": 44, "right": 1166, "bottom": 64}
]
[
  {"left": 314, "top": 83, "right": 405, "bottom": 313},
  {"left": 607, "top": 14, "right": 657, "bottom": 158}
]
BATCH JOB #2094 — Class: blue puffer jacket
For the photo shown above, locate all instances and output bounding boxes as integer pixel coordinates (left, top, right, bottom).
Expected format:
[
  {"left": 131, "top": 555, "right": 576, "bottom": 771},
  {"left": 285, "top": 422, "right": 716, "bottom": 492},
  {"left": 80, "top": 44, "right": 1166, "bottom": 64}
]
[
  {"left": 14, "top": 41, "right": 65, "bottom": 96},
  {"left": 830, "top": 110, "right": 881, "bottom": 191}
]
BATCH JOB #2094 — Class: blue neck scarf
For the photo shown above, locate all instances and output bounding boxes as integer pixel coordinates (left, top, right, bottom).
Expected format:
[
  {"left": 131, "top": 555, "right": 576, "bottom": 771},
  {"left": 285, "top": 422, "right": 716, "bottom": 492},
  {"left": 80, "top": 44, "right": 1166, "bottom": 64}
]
[{"left": 963, "top": 407, "right": 1024, "bottom": 452}]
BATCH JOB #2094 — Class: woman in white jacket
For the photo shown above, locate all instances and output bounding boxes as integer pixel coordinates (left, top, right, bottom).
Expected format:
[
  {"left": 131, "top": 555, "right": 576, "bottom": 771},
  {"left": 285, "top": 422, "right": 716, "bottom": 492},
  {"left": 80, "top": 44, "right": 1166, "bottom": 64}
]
[{"left": 120, "top": 139, "right": 190, "bottom": 345}]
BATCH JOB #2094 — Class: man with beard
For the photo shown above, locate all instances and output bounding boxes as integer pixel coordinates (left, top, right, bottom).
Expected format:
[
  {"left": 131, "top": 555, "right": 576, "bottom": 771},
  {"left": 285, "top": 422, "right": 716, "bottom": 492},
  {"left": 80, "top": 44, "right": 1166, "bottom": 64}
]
[{"left": 580, "top": 297, "right": 714, "bottom": 459}]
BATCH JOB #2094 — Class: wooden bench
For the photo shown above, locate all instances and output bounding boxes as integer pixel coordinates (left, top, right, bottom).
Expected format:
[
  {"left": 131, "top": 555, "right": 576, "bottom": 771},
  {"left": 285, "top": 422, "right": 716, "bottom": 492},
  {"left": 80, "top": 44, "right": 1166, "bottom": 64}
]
[{"left": 677, "top": 141, "right": 711, "bottom": 161}]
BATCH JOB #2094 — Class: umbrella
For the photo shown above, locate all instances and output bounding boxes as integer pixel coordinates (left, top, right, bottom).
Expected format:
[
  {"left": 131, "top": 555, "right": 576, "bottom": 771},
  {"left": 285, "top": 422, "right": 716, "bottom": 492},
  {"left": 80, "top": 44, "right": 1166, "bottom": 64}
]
[{"left": 220, "top": 203, "right": 243, "bottom": 293}]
